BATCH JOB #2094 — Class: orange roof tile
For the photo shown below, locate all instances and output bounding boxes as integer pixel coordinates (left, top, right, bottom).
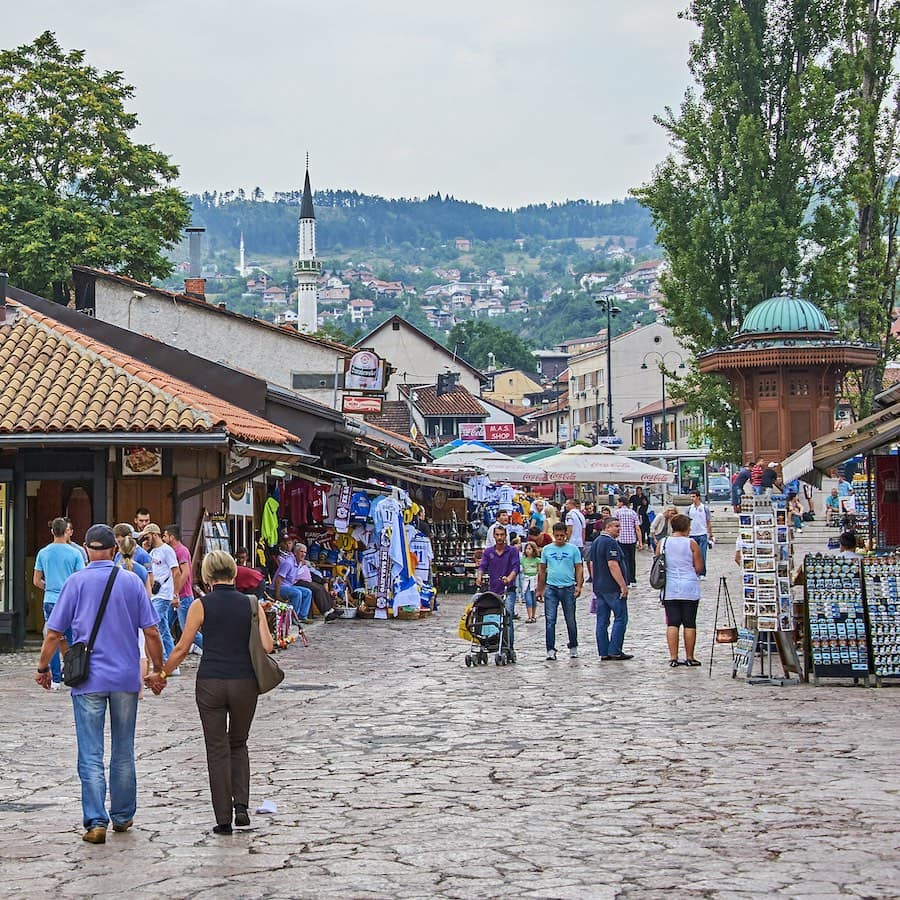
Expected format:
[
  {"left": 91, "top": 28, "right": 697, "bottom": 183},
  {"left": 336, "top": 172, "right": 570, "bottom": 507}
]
[{"left": 0, "top": 303, "right": 296, "bottom": 445}]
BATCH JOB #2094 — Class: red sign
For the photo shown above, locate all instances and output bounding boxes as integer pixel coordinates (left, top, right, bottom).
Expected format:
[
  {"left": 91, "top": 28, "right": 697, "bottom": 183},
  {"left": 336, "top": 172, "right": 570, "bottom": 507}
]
[
  {"left": 459, "top": 423, "right": 516, "bottom": 442},
  {"left": 342, "top": 395, "right": 383, "bottom": 414}
]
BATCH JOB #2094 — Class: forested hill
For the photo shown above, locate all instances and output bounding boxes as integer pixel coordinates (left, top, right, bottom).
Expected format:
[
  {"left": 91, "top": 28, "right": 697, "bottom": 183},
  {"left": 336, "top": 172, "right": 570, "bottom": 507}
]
[{"left": 189, "top": 190, "right": 656, "bottom": 255}]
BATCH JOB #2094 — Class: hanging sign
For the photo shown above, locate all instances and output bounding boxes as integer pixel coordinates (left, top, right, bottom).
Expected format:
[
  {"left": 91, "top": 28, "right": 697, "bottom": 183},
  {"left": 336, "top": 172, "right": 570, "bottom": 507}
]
[
  {"left": 459, "top": 423, "right": 516, "bottom": 442},
  {"left": 344, "top": 349, "right": 385, "bottom": 391},
  {"left": 342, "top": 395, "right": 383, "bottom": 414}
]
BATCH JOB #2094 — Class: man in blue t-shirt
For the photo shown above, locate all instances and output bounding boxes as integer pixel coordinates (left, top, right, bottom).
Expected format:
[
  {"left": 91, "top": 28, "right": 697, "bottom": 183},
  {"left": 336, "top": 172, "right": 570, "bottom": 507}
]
[
  {"left": 34, "top": 517, "right": 85, "bottom": 687},
  {"left": 589, "top": 517, "right": 632, "bottom": 661},
  {"left": 537, "top": 523, "right": 583, "bottom": 661}
]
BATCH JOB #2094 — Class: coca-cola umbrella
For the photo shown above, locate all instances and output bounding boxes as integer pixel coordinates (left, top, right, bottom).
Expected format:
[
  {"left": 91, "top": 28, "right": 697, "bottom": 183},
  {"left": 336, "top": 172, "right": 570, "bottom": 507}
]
[
  {"left": 537, "top": 444, "right": 674, "bottom": 484},
  {"left": 421, "top": 443, "right": 548, "bottom": 484}
]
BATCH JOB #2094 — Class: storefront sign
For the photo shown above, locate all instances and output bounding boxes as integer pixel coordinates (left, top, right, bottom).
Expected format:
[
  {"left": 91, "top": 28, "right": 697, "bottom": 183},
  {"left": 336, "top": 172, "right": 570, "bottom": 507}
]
[
  {"left": 643, "top": 416, "right": 653, "bottom": 445},
  {"left": 121, "top": 447, "right": 162, "bottom": 476},
  {"left": 344, "top": 349, "right": 385, "bottom": 391},
  {"left": 459, "top": 423, "right": 516, "bottom": 442},
  {"left": 679, "top": 459, "right": 705, "bottom": 494},
  {"left": 342, "top": 395, "right": 383, "bottom": 414}
]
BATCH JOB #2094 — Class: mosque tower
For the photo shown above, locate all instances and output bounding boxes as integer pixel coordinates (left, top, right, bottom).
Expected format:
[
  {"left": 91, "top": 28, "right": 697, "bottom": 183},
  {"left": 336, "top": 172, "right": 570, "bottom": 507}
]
[
  {"left": 295, "top": 162, "right": 321, "bottom": 332},
  {"left": 238, "top": 231, "right": 246, "bottom": 278}
]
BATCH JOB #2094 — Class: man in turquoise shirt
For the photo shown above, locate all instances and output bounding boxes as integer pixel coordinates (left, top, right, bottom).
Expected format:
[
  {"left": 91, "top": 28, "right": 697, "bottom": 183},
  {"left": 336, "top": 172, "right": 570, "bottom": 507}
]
[
  {"left": 537, "top": 522, "right": 584, "bottom": 661},
  {"left": 34, "top": 517, "right": 85, "bottom": 688}
]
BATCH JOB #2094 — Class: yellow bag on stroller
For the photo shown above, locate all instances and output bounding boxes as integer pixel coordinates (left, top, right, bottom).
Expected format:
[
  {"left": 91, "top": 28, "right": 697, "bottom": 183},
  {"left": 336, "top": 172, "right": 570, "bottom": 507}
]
[{"left": 457, "top": 603, "right": 474, "bottom": 641}]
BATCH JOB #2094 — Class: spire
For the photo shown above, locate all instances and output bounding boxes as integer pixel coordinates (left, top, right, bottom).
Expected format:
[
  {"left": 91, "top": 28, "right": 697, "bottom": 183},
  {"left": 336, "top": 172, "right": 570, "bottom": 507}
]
[{"left": 300, "top": 166, "right": 315, "bottom": 221}]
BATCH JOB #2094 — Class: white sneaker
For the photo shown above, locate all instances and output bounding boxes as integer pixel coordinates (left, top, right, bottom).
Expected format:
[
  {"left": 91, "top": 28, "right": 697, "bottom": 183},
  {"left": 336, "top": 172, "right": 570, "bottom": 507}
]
[
  {"left": 170, "top": 667, "right": 182, "bottom": 676},
  {"left": 569, "top": 647, "right": 579, "bottom": 658},
  {"left": 189, "top": 644, "right": 203, "bottom": 656},
  {"left": 545, "top": 649, "right": 557, "bottom": 661},
  {"left": 50, "top": 681, "right": 61, "bottom": 691}
]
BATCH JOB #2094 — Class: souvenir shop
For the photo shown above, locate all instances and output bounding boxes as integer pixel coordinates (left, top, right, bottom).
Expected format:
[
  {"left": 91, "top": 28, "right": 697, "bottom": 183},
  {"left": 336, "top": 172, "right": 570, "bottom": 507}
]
[{"left": 251, "top": 465, "right": 465, "bottom": 621}]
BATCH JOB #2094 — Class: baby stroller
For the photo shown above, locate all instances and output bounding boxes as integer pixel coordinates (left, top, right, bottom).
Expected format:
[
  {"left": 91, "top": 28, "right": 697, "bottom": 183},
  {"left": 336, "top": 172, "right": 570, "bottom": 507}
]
[{"left": 464, "top": 591, "right": 517, "bottom": 667}]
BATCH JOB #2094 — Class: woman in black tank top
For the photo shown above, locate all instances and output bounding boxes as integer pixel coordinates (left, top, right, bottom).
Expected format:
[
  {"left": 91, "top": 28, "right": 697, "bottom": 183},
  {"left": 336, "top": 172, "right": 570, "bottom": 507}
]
[{"left": 146, "top": 549, "right": 274, "bottom": 834}]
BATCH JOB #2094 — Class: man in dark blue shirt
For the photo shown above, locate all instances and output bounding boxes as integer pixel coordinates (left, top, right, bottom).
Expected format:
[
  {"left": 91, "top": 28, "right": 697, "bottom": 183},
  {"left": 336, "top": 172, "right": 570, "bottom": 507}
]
[{"left": 589, "top": 517, "right": 632, "bottom": 661}]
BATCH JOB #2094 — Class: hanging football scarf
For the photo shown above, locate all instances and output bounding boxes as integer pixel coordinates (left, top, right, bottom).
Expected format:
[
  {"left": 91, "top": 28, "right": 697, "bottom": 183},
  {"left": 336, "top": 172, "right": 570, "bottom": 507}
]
[
  {"left": 334, "top": 484, "right": 353, "bottom": 533},
  {"left": 374, "top": 528, "right": 392, "bottom": 618}
]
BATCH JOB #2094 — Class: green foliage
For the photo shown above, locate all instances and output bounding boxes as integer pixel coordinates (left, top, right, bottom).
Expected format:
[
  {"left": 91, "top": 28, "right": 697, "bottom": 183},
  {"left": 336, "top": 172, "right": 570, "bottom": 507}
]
[
  {"left": 0, "top": 31, "right": 190, "bottom": 298},
  {"left": 446, "top": 320, "right": 537, "bottom": 373},
  {"left": 633, "top": 1, "right": 852, "bottom": 456}
]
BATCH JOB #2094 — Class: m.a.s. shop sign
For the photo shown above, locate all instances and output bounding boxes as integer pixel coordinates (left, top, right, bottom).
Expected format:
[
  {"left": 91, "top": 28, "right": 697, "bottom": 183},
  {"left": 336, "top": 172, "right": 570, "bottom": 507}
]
[{"left": 459, "top": 423, "right": 516, "bottom": 442}]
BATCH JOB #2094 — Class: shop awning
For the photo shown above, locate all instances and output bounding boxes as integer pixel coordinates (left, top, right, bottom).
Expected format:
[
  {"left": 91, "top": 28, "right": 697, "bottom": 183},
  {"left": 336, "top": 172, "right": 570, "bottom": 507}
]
[
  {"left": 366, "top": 458, "right": 465, "bottom": 491},
  {"left": 232, "top": 441, "right": 317, "bottom": 464},
  {"left": 781, "top": 399, "right": 900, "bottom": 486}
]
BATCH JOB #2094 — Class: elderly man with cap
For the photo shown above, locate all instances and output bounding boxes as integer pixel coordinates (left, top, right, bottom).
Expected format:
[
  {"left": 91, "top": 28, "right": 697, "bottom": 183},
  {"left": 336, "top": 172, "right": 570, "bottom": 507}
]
[
  {"left": 272, "top": 533, "right": 314, "bottom": 625},
  {"left": 140, "top": 523, "right": 181, "bottom": 671},
  {"left": 35, "top": 524, "right": 163, "bottom": 844}
]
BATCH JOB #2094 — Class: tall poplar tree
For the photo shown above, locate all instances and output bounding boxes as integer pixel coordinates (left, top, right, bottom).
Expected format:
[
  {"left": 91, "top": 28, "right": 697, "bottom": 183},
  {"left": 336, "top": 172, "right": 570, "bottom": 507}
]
[{"left": 633, "top": 1, "right": 847, "bottom": 455}]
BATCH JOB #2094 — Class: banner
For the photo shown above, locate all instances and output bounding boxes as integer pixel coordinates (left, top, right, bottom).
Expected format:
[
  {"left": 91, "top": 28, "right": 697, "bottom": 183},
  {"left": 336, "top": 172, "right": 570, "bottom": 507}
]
[
  {"left": 459, "top": 423, "right": 516, "bottom": 442},
  {"left": 344, "top": 349, "right": 385, "bottom": 391}
]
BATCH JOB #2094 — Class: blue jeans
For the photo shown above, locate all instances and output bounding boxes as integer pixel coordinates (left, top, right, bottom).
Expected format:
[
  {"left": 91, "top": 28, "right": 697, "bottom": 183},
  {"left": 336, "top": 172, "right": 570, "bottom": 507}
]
[
  {"left": 503, "top": 590, "right": 516, "bottom": 649},
  {"left": 43, "top": 600, "right": 73, "bottom": 684},
  {"left": 595, "top": 592, "right": 628, "bottom": 656},
  {"left": 693, "top": 534, "right": 709, "bottom": 576},
  {"left": 71, "top": 691, "right": 139, "bottom": 829},
  {"left": 544, "top": 584, "right": 577, "bottom": 651},
  {"left": 281, "top": 584, "right": 313, "bottom": 620},
  {"left": 177, "top": 595, "right": 202, "bottom": 649},
  {"left": 153, "top": 596, "right": 175, "bottom": 660}
]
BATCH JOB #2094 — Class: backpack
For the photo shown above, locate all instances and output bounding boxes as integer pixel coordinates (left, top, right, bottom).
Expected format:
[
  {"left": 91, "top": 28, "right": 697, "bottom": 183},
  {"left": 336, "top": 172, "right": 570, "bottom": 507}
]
[{"left": 649, "top": 538, "right": 667, "bottom": 591}]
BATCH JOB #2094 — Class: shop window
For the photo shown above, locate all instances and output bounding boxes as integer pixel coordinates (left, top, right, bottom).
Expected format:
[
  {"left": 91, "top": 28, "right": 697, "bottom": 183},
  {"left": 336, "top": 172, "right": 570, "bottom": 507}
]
[{"left": 789, "top": 380, "right": 810, "bottom": 397}]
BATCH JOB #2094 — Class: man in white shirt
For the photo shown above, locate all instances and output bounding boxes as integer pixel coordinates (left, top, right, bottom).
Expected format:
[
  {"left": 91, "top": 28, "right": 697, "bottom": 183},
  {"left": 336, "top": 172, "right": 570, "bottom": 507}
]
[
  {"left": 565, "top": 499, "right": 588, "bottom": 558},
  {"left": 141, "top": 524, "right": 180, "bottom": 669},
  {"left": 688, "top": 491, "right": 713, "bottom": 579}
]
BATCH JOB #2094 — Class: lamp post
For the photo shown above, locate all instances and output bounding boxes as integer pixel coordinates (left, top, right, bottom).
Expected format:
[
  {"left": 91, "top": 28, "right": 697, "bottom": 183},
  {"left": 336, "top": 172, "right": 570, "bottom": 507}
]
[
  {"left": 554, "top": 371, "right": 561, "bottom": 446},
  {"left": 594, "top": 386, "right": 601, "bottom": 442},
  {"left": 594, "top": 296, "right": 621, "bottom": 439},
  {"left": 640, "top": 351, "right": 686, "bottom": 450}
]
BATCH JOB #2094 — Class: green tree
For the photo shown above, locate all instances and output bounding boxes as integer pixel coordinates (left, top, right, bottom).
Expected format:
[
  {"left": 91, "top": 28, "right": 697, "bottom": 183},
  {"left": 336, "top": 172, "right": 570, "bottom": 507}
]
[
  {"left": 0, "top": 32, "right": 189, "bottom": 300},
  {"left": 633, "top": 1, "right": 847, "bottom": 458},
  {"left": 446, "top": 320, "right": 537, "bottom": 373}
]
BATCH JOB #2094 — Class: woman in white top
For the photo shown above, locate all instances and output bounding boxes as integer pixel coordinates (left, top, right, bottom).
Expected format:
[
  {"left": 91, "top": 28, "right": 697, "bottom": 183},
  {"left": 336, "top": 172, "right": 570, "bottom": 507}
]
[{"left": 655, "top": 513, "right": 704, "bottom": 667}]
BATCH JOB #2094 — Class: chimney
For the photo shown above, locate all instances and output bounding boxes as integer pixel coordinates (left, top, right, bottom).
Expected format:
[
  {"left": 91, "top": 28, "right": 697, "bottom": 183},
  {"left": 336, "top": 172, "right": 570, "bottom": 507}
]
[
  {"left": 184, "top": 227, "right": 206, "bottom": 299},
  {"left": 0, "top": 272, "right": 7, "bottom": 324}
]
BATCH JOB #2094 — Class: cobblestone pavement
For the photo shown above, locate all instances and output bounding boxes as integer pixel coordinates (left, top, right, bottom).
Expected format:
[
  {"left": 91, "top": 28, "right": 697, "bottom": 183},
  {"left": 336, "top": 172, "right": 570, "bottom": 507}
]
[{"left": 2, "top": 535, "right": 899, "bottom": 899}]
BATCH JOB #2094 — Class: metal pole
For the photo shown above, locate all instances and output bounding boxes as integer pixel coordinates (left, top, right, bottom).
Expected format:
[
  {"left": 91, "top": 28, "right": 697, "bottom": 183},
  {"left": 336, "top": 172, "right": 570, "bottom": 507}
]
[
  {"left": 606, "top": 302, "right": 614, "bottom": 437},
  {"left": 661, "top": 370, "right": 667, "bottom": 451},
  {"left": 555, "top": 372, "right": 560, "bottom": 446},
  {"left": 595, "top": 388, "right": 600, "bottom": 442}
]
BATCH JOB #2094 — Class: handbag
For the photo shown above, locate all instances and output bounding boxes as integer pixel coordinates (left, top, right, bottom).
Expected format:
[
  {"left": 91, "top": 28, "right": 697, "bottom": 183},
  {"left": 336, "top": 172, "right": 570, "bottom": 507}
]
[
  {"left": 649, "top": 538, "right": 667, "bottom": 591},
  {"left": 247, "top": 595, "right": 285, "bottom": 694},
  {"left": 63, "top": 567, "right": 119, "bottom": 687}
]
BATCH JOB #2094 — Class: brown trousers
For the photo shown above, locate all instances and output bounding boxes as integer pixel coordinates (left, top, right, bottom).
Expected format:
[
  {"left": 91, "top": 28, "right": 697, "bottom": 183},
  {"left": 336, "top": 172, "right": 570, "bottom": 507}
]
[{"left": 195, "top": 678, "right": 259, "bottom": 826}]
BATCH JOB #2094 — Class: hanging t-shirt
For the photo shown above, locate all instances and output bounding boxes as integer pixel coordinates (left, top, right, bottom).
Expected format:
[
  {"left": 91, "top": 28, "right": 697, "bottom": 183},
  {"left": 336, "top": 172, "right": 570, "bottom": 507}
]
[
  {"left": 350, "top": 491, "right": 371, "bottom": 523},
  {"left": 360, "top": 548, "right": 380, "bottom": 583},
  {"left": 497, "top": 484, "right": 516, "bottom": 512},
  {"left": 469, "top": 475, "right": 492, "bottom": 502},
  {"left": 409, "top": 533, "right": 434, "bottom": 582},
  {"left": 373, "top": 498, "right": 400, "bottom": 538}
]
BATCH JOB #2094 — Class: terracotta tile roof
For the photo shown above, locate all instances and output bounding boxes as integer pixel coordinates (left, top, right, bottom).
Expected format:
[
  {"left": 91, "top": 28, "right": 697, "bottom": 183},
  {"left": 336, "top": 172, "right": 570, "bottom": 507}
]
[
  {"left": 0, "top": 303, "right": 296, "bottom": 445},
  {"left": 364, "top": 401, "right": 411, "bottom": 435},
  {"left": 621, "top": 397, "right": 687, "bottom": 420},
  {"left": 399, "top": 383, "right": 488, "bottom": 417}
]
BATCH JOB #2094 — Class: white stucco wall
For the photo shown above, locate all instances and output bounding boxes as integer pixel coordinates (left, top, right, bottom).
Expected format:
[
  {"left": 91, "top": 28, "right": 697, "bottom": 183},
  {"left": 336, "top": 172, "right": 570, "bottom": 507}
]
[
  {"left": 567, "top": 322, "right": 690, "bottom": 446},
  {"left": 93, "top": 280, "right": 344, "bottom": 407},
  {"left": 361, "top": 325, "right": 483, "bottom": 400}
]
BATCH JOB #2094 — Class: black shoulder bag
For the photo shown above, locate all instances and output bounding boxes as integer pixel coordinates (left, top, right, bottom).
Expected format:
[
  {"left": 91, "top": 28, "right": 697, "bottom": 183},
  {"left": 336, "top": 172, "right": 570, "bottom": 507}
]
[{"left": 63, "top": 567, "right": 118, "bottom": 687}]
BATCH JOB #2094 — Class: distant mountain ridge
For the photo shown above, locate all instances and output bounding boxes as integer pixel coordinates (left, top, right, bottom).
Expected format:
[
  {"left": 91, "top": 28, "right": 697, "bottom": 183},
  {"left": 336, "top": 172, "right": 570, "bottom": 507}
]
[{"left": 189, "top": 190, "right": 656, "bottom": 256}]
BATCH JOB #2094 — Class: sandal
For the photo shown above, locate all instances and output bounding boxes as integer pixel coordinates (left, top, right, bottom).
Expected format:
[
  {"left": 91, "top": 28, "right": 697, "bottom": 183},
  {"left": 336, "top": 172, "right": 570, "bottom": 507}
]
[
  {"left": 684, "top": 658, "right": 702, "bottom": 667},
  {"left": 669, "top": 659, "right": 683, "bottom": 668}
]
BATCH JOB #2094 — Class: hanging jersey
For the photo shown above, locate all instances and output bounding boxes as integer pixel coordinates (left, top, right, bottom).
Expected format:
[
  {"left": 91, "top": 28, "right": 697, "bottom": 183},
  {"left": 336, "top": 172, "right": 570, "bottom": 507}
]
[
  {"left": 497, "top": 484, "right": 515, "bottom": 512},
  {"left": 350, "top": 491, "right": 371, "bottom": 523}
]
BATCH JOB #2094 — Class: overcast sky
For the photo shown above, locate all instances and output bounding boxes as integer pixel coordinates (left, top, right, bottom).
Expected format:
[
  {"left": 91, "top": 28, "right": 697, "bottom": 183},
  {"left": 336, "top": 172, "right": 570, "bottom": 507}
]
[{"left": 6, "top": 1, "right": 695, "bottom": 209}]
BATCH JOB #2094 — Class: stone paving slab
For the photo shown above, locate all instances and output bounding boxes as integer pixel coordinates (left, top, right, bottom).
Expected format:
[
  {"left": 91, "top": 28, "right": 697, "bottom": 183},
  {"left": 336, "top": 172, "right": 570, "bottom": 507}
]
[{"left": 1, "top": 536, "right": 899, "bottom": 898}]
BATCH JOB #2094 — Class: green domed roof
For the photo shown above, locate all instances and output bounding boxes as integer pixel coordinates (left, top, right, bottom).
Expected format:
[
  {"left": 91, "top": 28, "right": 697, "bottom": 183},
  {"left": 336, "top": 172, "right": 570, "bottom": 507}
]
[{"left": 738, "top": 296, "right": 833, "bottom": 336}]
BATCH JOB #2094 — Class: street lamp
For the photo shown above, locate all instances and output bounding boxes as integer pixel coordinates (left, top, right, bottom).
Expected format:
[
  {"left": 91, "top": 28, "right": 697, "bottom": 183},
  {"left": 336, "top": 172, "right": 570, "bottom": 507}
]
[
  {"left": 641, "top": 351, "right": 686, "bottom": 450},
  {"left": 594, "top": 296, "right": 621, "bottom": 439}
]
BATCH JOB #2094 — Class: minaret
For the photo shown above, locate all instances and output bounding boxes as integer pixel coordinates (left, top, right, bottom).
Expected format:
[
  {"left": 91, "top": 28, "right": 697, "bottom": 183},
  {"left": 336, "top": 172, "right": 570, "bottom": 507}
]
[
  {"left": 295, "top": 159, "right": 321, "bottom": 332},
  {"left": 239, "top": 231, "right": 246, "bottom": 278}
]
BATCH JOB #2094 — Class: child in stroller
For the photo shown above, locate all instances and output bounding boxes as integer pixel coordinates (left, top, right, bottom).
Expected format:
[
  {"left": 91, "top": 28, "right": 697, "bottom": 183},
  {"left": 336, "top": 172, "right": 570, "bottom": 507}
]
[{"left": 464, "top": 591, "right": 517, "bottom": 667}]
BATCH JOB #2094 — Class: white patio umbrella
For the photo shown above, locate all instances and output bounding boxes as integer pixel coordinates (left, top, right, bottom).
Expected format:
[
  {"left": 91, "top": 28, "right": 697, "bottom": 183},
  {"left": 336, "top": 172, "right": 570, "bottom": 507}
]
[
  {"left": 537, "top": 444, "right": 674, "bottom": 484},
  {"left": 421, "top": 443, "right": 548, "bottom": 484}
]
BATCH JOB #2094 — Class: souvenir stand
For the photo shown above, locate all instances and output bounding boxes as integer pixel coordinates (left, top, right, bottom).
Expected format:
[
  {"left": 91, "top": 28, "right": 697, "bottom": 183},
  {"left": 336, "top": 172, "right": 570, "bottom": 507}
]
[
  {"left": 269, "top": 470, "right": 440, "bottom": 621},
  {"left": 734, "top": 494, "right": 802, "bottom": 684},
  {"left": 803, "top": 553, "right": 900, "bottom": 686}
]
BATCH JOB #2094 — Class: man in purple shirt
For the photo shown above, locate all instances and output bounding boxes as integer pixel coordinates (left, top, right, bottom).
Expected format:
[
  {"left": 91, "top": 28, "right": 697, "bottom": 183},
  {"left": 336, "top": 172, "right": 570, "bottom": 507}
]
[
  {"left": 35, "top": 524, "right": 163, "bottom": 845},
  {"left": 477, "top": 525, "right": 521, "bottom": 649},
  {"left": 272, "top": 536, "right": 313, "bottom": 623}
]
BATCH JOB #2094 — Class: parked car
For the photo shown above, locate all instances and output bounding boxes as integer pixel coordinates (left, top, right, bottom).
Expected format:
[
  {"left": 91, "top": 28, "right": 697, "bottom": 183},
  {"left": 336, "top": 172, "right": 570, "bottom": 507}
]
[{"left": 707, "top": 474, "right": 732, "bottom": 502}]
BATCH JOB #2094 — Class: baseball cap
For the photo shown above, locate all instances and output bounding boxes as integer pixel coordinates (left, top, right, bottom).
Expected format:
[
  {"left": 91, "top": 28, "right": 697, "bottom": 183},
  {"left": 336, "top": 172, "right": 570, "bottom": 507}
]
[
  {"left": 85, "top": 524, "right": 117, "bottom": 550},
  {"left": 139, "top": 523, "right": 161, "bottom": 536},
  {"left": 768, "top": 462, "right": 777, "bottom": 468}
]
